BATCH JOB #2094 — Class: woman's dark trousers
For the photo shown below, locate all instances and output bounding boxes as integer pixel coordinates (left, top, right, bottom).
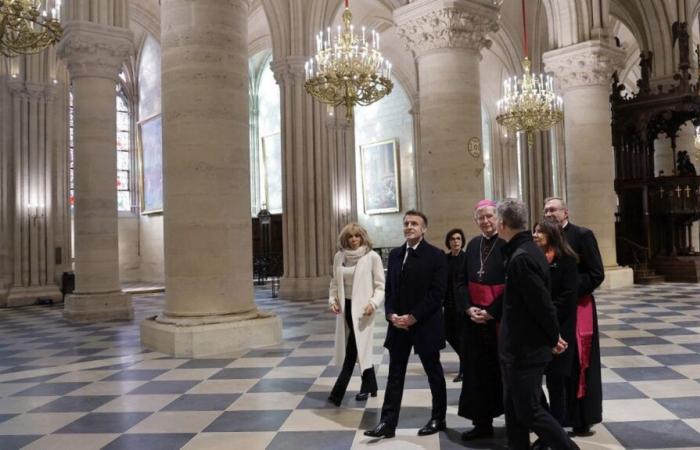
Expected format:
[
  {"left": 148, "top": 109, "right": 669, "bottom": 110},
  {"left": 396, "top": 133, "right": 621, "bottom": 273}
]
[{"left": 330, "top": 299, "right": 377, "bottom": 400}]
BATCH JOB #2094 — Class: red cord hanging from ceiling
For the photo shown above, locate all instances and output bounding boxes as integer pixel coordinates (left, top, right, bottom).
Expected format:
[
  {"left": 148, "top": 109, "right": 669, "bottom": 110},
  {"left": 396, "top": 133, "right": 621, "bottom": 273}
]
[{"left": 521, "top": 0, "right": 528, "bottom": 58}]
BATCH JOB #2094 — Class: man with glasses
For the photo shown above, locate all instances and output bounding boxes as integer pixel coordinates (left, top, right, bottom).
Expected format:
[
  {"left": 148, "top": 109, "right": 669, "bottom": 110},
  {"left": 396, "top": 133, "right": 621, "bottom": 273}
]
[{"left": 543, "top": 197, "right": 604, "bottom": 436}]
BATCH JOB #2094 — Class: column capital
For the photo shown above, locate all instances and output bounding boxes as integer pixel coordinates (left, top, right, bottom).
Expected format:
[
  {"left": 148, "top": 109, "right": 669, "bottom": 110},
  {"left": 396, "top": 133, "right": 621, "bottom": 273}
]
[
  {"left": 543, "top": 39, "right": 625, "bottom": 91},
  {"left": 57, "top": 21, "right": 134, "bottom": 80},
  {"left": 270, "top": 56, "right": 306, "bottom": 84},
  {"left": 394, "top": 0, "right": 499, "bottom": 57}
]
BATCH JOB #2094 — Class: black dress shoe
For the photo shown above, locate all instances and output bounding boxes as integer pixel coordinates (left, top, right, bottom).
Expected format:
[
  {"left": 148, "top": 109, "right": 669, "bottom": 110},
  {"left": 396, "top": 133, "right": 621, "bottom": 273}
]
[
  {"left": 571, "top": 425, "right": 593, "bottom": 436},
  {"left": 364, "top": 422, "right": 395, "bottom": 439},
  {"left": 461, "top": 425, "right": 494, "bottom": 441},
  {"left": 417, "top": 418, "right": 446, "bottom": 436},
  {"left": 531, "top": 438, "right": 550, "bottom": 450},
  {"left": 453, "top": 373, "right": 463, "bottom": 382},
  {"left": 327, "top": 394, "right": 341, "bottom": 407},
  {"left": 355, "top": 391, "right": 377, "bottom": 401}
]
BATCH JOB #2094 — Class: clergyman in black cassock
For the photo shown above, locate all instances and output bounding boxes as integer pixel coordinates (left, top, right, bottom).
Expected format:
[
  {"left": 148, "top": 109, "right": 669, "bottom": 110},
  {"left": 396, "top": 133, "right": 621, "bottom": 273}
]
[
  {"left": 455, "top": 200, "right": 505, "bottom": 440},
  {"left": 544, "top": 197, "right": 604, "bottom": 434},
  {"left": 364, "top": 210, "right": 448, "bottom": 439}
]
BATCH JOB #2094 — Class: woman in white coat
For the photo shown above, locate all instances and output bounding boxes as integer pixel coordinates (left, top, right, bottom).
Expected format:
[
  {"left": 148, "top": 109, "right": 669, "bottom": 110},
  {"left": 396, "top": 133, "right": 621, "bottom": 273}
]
[{"left": 328, "top": 223, "right": 385, "bottom": 406}]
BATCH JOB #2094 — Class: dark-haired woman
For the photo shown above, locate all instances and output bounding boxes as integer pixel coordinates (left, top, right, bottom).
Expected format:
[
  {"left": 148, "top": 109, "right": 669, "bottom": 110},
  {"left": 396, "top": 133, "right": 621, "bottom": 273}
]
[
  {"left": 533, "top": 219, "right": 579, "bottom": 426},
  {"left": 444, "top": 228, "right": 466, "bottom": 382}
]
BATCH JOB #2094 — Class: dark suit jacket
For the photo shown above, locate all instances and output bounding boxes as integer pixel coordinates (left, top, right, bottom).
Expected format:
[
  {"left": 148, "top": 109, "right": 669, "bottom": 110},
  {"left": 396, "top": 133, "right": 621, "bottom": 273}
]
[
  {"left": 498, "top": 231, "right": 559, "bottom": 366},
  {"left": 564, "top": 222, "right": 604, "bottom": 297},
  {"left": 384, "top": 239, "right": 447, "bottom": 355}
]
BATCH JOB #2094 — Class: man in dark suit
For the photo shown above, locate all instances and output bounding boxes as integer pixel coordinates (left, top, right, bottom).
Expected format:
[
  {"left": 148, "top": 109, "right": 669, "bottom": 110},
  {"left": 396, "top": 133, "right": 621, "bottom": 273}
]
[
  {"left": 364, "top": 210, "right": 448, "bottom": 439},
  {"left": 544, "top": 197, "right": 604, "bottom": 435},
  {"left": 495, "top": 199, "right": 579, "bottom": 450}
]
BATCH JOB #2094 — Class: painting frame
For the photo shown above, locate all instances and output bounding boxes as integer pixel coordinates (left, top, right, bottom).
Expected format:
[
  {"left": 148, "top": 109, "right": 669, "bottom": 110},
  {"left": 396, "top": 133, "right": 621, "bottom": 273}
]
[
  {"left": 359, "top": 139, "right": 400, "bottom": 215},
  {"left": 138, "top": 114, "right": 163, "bottom": 215}
]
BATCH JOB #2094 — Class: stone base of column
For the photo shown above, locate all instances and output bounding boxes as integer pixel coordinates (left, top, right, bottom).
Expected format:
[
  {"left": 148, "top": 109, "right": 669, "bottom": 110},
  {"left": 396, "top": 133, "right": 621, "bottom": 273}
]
[
  {"left": 140, "top": 311, "right": 283, "bottom": 357},
  {"left": 5, "top": 285, "right": 63, "bottom": 307},
  {"left": 600, "top": 266, "right": 634, "bottom": 290},
  {"left": 64, "top": 291, "right": 133, "bottom": 322},
  {"left": 279, "top": 276, "right": 331, "bottom": 301}
]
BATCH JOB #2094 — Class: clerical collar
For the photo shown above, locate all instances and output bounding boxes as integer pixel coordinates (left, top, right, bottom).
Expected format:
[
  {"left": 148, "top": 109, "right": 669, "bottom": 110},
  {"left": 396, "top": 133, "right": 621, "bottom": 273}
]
[
  {"left": 562, "top": 221, "right": 570, "bottom": 229},
  {"left": 482, "top": 232, "right": 498, "bottom": 240}
]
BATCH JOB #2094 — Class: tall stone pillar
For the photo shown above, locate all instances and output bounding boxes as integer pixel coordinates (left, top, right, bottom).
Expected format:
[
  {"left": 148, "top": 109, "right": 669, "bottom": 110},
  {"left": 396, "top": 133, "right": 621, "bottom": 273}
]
[
  {"left": 140, "top": 0, "right": 281, "bottom": 357},
  {"left": 57, "top": 22, "right": 134, "bottom": 320},
  {"left": 544, "top": 39, "right": 633, "bottom": 288},
  {"left": 394, "top": 0, "right": 499, "bottom": 239},
  {"left": 3, "top": 79, "right": 62, "bottom": 306},
  {"left": 271, "top": 58, "right": 333, "bottom": 301}
]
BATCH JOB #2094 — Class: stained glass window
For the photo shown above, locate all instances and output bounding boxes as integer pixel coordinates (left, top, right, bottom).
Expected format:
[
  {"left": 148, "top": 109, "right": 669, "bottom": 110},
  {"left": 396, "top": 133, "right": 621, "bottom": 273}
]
[{"left": 116, "top": 81, "right": 132, "bottom": 212}]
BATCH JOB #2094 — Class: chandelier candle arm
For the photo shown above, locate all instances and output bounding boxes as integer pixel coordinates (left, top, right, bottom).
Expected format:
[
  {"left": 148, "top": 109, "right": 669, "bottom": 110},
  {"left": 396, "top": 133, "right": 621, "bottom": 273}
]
[
  {"left": 0, "top": 0, "right": 63, "bottom": 57},
  {"left": 304, "top": 0, "right": 393, "bottom": 121}
]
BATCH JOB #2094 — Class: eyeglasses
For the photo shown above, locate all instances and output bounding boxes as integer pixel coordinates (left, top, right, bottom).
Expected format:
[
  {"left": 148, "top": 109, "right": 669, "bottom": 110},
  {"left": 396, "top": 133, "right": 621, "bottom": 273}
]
[{"left": 543, "top": 207, "right": 561, "bottom": 214}]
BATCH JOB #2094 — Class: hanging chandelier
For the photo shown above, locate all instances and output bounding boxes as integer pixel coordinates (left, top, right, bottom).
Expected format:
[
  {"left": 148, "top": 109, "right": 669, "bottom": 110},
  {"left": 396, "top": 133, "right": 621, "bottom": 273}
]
[
  {"left": 304, "top": 0, "right": 393, "bottom": 121},
  {"left": 496, "top": 0, "right": 563, "bottom": 149},
  {"left": 0, "top": 0, "right": 63, "bottom": 57}
]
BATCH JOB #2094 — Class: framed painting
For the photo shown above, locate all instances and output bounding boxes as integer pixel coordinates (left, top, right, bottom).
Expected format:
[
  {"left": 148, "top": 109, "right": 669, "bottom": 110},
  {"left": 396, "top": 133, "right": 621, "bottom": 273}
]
[
  {"left": 359, "top": 139, "right": 400, "bottom": 214},
  {"left": 138, "top": 114, "right": 163, "bottom": 214}
]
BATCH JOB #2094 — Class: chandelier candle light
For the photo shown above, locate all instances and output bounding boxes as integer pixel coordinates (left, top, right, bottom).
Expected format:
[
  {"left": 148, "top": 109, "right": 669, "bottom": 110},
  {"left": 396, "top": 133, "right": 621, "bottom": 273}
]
[
  {"left": 304, "top": 0, "right": 393, "bottom": 121},
  {"left": 0, "top": 0, "right": 63, "bottom": 57},
  {"left": 496, "top": 0, "right": 563, "bottom": 149}
]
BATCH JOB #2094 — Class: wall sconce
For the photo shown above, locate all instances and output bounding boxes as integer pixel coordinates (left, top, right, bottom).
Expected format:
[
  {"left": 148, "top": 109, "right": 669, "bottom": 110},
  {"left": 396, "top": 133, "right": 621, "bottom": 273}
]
[{"left": 27, "top": 203, "right": 45, "bottom": 225}]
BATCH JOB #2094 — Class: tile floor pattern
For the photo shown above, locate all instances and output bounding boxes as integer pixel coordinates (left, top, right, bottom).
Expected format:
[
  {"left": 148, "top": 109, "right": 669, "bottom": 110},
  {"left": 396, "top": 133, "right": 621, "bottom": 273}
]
[{"left": 0, "top": 285, "right": 699, "bottom": 449}]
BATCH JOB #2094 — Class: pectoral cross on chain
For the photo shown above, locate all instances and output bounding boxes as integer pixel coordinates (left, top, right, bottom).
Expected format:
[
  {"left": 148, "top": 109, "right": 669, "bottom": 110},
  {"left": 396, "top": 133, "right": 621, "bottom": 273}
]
[{"left": 477, "top": 266, "right": 485, "bottom": 280}]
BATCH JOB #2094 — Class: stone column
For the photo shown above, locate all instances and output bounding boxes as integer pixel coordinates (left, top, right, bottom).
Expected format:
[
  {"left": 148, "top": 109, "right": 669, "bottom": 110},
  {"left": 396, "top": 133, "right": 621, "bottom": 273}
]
[
  {"left": 544, "top": 39, "right": 634, "bottom": 288},
  {"left": 3, "top": 79, "right": 62, "bottom": 306},
  {"left": 394, "top": 0, "right": 499, "bottom": 239},
  {"left": 140, "top": 0, "right": 281, "bottom": 357},
  {"left": 57, "top": 22, "right": 134, "bottom": 320},
  {"left": 271, "top": 57, "right": 333, "bottom": 301}
]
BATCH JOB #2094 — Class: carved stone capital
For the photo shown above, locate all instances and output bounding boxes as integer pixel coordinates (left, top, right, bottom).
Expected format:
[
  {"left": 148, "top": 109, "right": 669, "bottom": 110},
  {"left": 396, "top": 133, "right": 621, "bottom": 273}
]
[
  {"left": 57, "top": 21, "right": 134, "bottom": 80},
  {"left": 543, "top": 39, "right": 625, "bottom": 91},
  {"left": 394, "top": 0, "right": 499, "bottom": 57},
  {"left": 6, "top": 79, "right": 55, "bottom": 100},
  {"left": 270, "top": 56, "right": 306, "bottom": 85}
]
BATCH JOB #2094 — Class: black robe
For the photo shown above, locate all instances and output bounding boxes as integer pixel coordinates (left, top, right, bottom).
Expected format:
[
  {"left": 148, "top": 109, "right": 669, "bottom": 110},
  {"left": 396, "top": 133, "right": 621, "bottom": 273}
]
[
  {"left": 545, "top": 253, "right": 579, "bottom": 376},
  {"left": 444, "top": 252, "right": 466, "bottom": 371},
  {"left": 564, "top": 222, "right": 604, "bottom": 428},
  {"left": 455, "top": 234, "right": 506, "bottom": 423}
]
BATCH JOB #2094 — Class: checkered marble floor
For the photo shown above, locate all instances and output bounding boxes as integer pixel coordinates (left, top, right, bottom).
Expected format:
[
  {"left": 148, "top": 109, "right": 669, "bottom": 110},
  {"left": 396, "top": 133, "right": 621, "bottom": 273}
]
[{"left": 0, "top": 285, "right": 700, "bottom": 449}]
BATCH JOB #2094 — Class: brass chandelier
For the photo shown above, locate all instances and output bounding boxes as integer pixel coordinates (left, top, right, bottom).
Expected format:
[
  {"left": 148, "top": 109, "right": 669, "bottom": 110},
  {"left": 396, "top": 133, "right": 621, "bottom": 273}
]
[
  {"left": 496, "top": 0, "right": 563, "bottom": 149},
  {"left": 304, "top": 0, "right": 393, "bottom": 121},
  {"left": 0, "top": 0, "right": 63, "bottom": 57}
]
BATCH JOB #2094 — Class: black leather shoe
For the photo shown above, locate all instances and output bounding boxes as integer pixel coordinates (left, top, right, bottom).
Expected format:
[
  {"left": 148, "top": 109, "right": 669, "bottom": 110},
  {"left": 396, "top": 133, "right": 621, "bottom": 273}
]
[
  {"left": 571, "top": 425, "right": 593, "bottom": 436},
  {"left": 327, "top": 394, "right": 341, "bottom": 407},
  {"left": 417, "top": 418, "right": 446, "bottom": 436},
  {"left": 355, "top": 391, "right": 377, "bottom": 401},
  {"left": 461, "top": 425, "right": 494, "bottom": 441},
  {"left": 453, "top": 373, "right": 463, "bottom": 382},
  {"left": 364, "top": 422, "right": 395, "bottom": 439},
  {"left": 531, "top": 438, "right": 550, "bottom": 450}
]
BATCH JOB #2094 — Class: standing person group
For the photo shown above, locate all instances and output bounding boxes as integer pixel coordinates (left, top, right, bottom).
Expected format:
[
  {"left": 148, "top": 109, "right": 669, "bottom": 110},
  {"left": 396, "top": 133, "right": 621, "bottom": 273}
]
[{"left": 328, "top": 197, "right": 604, "bottom": 449}]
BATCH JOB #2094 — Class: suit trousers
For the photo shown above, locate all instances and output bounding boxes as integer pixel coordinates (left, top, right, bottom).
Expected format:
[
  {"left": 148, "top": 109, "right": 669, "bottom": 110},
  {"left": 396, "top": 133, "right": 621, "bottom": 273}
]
[
  {"left": 380, "top": 331, "right": 447, "bottom": 429},
  {"left": 330, "top": 299, "right": 377, "bottom": 399},
  {"left": 502, "top": 361, "right": 574, "bottom": 450}
]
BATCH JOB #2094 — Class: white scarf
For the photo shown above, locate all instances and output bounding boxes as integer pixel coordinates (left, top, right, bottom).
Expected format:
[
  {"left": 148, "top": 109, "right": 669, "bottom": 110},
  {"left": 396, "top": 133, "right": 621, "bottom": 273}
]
[{"left": 343, "top": 245, "right": 369, "bottom": 267}]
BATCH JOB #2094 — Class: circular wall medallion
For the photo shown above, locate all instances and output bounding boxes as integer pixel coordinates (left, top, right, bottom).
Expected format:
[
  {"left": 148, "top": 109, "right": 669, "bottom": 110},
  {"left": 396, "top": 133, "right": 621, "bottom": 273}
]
[{"left": 467, "top": 137, "right": 481, "bottom": 158}]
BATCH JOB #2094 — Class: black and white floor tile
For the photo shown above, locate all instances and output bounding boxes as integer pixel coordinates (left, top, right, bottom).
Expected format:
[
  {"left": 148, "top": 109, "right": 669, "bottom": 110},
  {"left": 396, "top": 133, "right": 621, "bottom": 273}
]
[{"left": 0, "top": 284, "right": 699, "bottom": 449}]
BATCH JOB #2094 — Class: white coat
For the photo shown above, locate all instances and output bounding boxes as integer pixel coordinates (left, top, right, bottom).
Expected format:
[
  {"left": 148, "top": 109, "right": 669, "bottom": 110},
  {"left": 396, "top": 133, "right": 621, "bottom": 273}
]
[{"left": 329, "top": 249, "right": 385, "bottom": 372}]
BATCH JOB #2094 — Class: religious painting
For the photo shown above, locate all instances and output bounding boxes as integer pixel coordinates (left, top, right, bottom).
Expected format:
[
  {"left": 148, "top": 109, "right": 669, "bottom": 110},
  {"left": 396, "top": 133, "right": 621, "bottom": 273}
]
[
  {"left": 139, "top": 114, "right": 163, "bottom": 214},
  {"left": 360, "top": 139, "right": 400, "bottom": 214}
]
